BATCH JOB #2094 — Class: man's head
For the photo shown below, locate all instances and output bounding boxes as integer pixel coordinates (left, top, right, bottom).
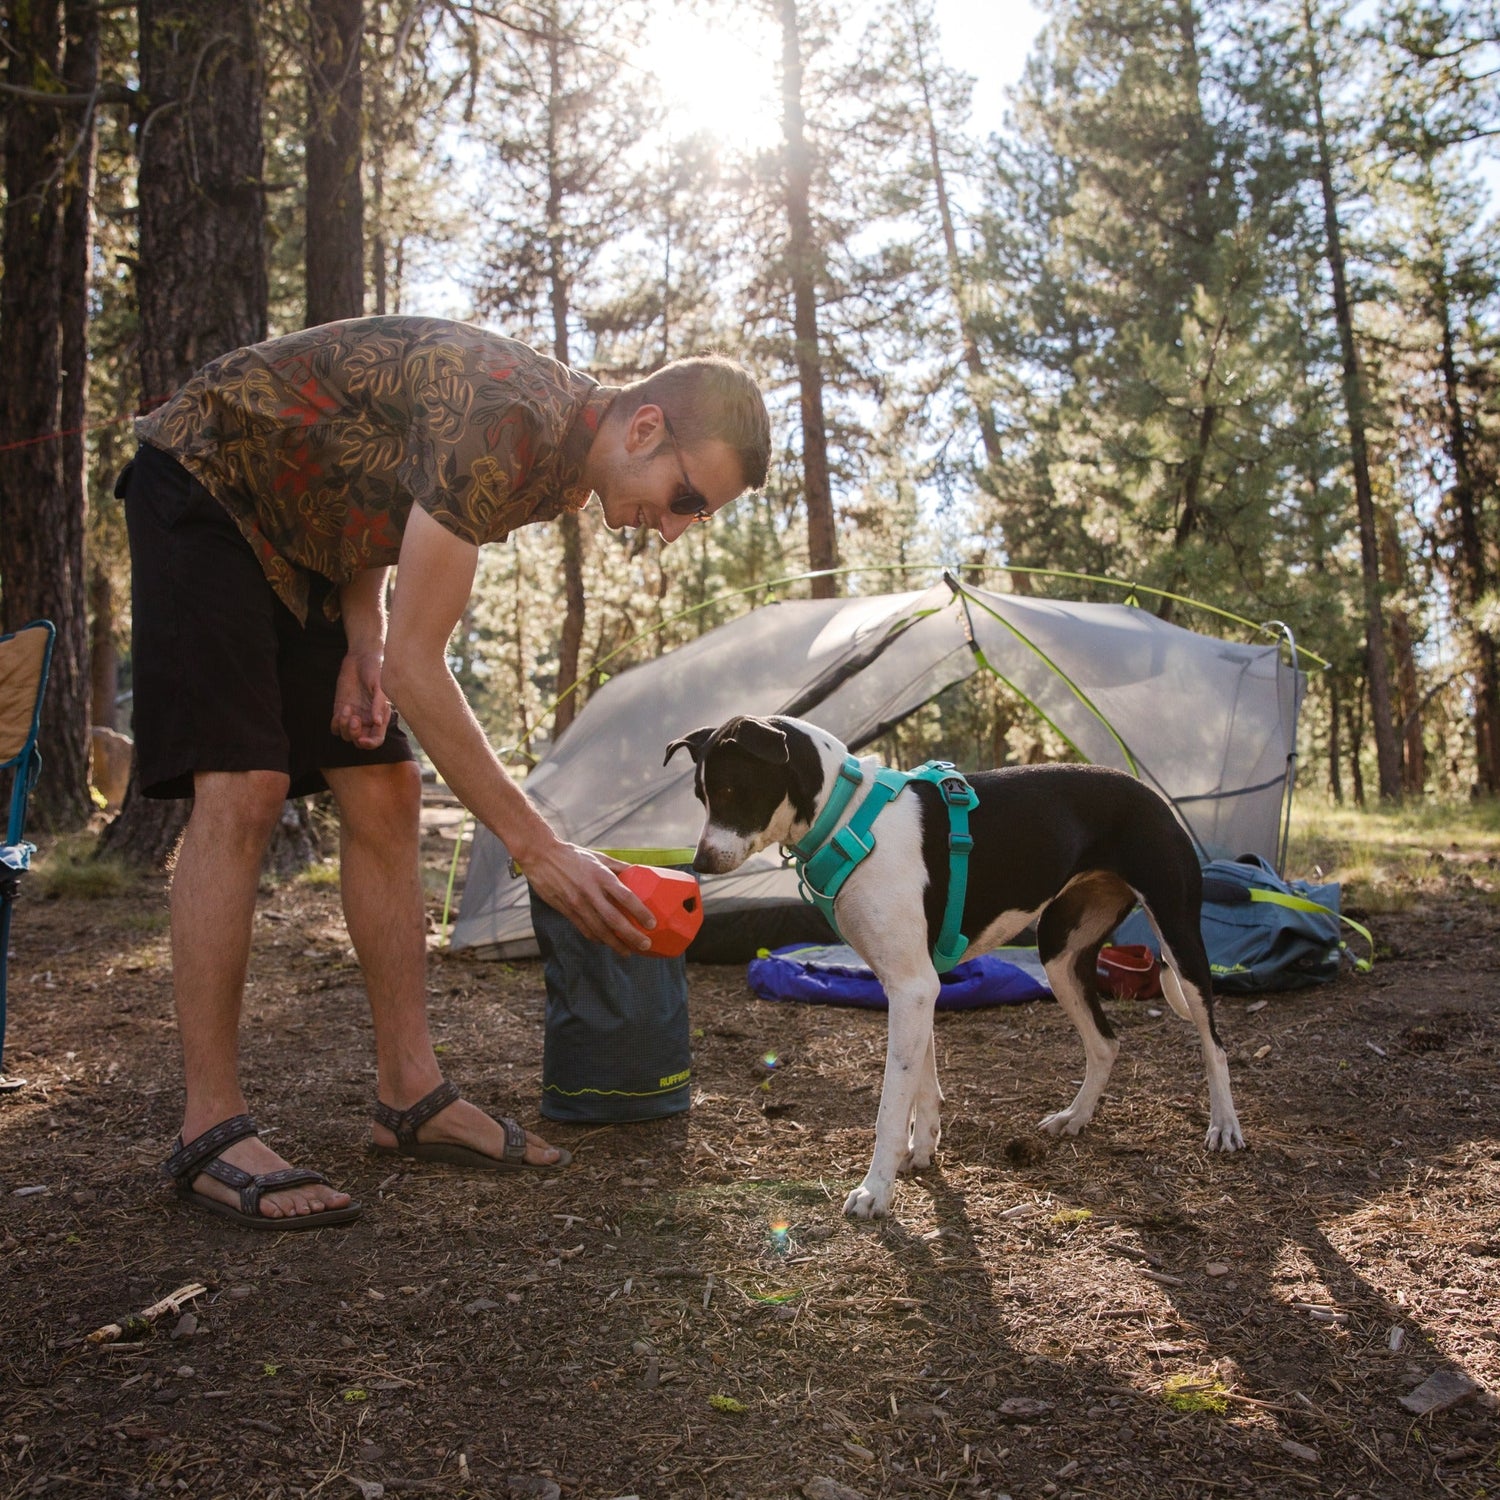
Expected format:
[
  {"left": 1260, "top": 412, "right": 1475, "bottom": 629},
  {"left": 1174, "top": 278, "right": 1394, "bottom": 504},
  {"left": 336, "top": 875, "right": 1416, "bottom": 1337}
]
[{"left": 587, "top": 354, "right": 771, "bottom": 543}]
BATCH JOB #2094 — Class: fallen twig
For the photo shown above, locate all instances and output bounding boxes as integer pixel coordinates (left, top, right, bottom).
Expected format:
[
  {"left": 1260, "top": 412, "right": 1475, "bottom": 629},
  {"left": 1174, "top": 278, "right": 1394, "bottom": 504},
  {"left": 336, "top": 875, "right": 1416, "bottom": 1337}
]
[{"left": 87, "top": 1282, "right": 208, "bottom": 1345}]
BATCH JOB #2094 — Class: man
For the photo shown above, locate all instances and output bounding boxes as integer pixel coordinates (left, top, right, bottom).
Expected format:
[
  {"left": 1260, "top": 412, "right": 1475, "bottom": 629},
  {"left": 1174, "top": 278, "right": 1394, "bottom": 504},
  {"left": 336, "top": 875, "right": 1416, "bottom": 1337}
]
[{"left": 121, "top": 316, "right": 771, "bottom": 1230}]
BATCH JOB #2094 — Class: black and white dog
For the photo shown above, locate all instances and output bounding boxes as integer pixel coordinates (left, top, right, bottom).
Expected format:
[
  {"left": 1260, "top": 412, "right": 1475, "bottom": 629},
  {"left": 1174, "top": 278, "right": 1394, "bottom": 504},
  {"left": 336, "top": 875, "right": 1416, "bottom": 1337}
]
[{"left": 665, "top": 714, "right": 1244, "bottom": 1219}]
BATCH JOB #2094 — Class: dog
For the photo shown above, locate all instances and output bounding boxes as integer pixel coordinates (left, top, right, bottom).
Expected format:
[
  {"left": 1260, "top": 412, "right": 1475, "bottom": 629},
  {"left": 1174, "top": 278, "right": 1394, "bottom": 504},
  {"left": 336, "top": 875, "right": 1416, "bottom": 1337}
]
[{"left": 665, "top": 714, "right": 1244, "bottom": 1219}]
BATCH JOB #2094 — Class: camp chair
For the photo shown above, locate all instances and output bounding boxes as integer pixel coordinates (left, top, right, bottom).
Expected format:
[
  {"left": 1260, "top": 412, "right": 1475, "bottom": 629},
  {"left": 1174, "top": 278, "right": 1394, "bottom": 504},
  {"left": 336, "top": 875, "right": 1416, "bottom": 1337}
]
[{"left": 0, "top": 620, "right": 55, "bottom": 1091}]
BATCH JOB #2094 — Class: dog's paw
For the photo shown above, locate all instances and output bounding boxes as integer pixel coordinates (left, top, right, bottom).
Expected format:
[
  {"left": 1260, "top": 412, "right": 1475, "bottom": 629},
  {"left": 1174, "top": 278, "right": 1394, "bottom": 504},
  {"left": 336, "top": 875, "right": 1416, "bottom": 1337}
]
[
  {"left": 843, "top": 1181, "right": 892, "bottom": 1219},
  {"left": 1037, "top": 1108, "right": 1089, "bottom": 1138},
  {"left": 907, "top": 1124, "right": 940, "bottom": 1171},
  {"left": 1205, "top": 1119, "right": 1245, "bottom": 1152}
]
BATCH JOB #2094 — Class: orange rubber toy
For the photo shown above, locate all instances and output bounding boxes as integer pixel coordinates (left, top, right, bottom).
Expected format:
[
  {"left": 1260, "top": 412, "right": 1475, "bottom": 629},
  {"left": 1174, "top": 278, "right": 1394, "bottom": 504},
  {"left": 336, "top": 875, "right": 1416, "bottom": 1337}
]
[{"left": 618, "top": 865, "right": 704, "bottom": 958}]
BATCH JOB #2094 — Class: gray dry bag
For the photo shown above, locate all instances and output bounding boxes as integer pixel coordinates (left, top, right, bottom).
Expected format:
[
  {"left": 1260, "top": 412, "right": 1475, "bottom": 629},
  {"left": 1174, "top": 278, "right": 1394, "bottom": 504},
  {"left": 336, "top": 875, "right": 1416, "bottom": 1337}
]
[{"left": 529, "top": 884, "right": 693, "bottom": 1122}]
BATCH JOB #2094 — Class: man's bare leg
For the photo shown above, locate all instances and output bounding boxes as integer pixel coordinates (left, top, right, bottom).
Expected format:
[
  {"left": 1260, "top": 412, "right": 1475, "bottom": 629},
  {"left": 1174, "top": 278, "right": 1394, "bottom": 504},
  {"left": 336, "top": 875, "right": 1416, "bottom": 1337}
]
[
  {"left": 174, "top": 770, "right": 354, "bottom": 1220},
  {"left": 324, "top": 761, "right": 564, "bottom": 1165}
]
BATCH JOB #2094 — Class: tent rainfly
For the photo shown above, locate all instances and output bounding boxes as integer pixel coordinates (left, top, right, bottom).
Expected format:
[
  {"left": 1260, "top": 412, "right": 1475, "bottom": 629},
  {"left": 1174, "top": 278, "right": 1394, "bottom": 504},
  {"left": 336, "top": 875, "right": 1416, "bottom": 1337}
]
[{"left": 451, "top": 575, "right": 1306, "bottom": 959}]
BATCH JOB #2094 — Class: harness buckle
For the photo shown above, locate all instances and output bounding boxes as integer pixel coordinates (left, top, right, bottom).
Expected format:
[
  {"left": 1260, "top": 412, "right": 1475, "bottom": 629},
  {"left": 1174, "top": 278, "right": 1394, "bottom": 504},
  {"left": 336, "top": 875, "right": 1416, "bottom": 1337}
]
[
  {"left": 949, "top": 830, "right": 973, "bottom": 854},
  {"left": 830, "top": 825, "right": 873, "bottom": 864},
  {"left": 938, "top": 774, "right": 975, "bottom": 807}
]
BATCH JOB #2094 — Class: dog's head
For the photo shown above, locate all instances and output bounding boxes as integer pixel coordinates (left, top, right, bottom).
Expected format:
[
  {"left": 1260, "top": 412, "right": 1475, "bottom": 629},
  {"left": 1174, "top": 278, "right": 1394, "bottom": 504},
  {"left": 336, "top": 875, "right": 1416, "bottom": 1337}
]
[{"left": 664, "top": 714, "right": 841, "bottom": 873}]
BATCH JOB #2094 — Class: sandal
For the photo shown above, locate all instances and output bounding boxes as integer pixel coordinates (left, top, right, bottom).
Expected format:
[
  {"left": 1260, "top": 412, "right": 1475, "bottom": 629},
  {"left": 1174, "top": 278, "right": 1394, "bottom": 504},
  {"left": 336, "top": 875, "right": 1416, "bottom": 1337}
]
[
  {"left": 371, "top": 1079, "right": 571, "bottom": 1171},
  {"left": 162, "top": 1115, "right": 363, "bottom": 1231}
]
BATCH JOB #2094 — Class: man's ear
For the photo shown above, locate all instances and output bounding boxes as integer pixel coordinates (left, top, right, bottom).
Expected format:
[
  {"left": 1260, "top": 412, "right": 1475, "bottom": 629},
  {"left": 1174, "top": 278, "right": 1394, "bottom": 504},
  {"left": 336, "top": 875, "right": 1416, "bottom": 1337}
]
[
  {"left": 664, "top": 725, "right": 717, "bottom": 765},
  {"left": 625, "top": 401, "right": 665, "bottom": 456},
  {"left": 724, "top": 715, "right": 788, "bottom": 765}
]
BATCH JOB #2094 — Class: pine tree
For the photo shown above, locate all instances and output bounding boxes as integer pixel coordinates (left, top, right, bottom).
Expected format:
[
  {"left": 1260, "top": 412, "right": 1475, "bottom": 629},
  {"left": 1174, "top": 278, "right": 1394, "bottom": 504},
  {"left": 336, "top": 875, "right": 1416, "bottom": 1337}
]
[
  {"left": 468, "top": 0, "right": 656, "bottom": 738},
  {"left": 101, "top": 0, "right": 269, "bottom": 868},
  {"left": 0, "top": 0, "right": 100, "bottom": 829}
]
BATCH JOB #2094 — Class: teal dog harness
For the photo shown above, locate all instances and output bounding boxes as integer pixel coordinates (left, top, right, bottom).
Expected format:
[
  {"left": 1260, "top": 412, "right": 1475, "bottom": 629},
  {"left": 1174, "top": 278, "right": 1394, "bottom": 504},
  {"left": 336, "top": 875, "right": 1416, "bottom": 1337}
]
[{"left": 786, "top": 758, "right": 979, "bottom": 974}]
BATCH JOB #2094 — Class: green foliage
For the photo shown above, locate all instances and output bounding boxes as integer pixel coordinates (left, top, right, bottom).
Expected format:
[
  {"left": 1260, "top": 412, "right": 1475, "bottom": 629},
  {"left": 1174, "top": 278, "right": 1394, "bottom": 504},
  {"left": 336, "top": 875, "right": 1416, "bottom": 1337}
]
[
  {"left": 74, "top": 0, "right": 1498, "bottom": 798},
  {"left": 1160, "top": 1372, "right": 1230, "bottom": 1415},
  {"left": 32, "top": 837, "right": 132, "bottom": 901}
]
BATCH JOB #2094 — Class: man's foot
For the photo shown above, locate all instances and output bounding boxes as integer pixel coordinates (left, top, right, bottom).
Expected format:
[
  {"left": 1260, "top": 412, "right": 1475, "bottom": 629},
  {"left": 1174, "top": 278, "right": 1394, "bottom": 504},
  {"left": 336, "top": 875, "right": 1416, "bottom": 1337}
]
[
  {"left": 371, "top": 1080, "right": 569, "bottom": 1170},
  {"left": 163, "top": 1115, "right": 360, "bottom": 1230}
]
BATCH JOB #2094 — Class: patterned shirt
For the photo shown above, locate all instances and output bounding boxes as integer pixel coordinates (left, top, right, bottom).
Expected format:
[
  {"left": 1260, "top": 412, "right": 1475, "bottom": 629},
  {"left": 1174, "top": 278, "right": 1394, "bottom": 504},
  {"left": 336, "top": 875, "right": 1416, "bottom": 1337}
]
[{"left": 137, "top": 316, "right": 619, "bottom": 623}]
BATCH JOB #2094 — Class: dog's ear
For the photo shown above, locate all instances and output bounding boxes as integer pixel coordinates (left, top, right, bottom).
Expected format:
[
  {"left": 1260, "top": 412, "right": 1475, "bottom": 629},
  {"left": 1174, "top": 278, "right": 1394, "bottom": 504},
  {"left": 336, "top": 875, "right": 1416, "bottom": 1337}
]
[
  {"left": 664, "top": 726, "right": 717, "bottom": 766},
  {"left": 724, "top": 715, "right": 789, "bottom": 765}
]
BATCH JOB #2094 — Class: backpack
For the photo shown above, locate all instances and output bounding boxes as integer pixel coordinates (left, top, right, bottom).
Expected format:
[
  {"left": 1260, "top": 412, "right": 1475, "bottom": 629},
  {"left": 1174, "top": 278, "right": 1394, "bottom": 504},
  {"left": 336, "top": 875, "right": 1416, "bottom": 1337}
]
[{"left": 1114, "top": 854, "right": 1373, "bottom": 994}]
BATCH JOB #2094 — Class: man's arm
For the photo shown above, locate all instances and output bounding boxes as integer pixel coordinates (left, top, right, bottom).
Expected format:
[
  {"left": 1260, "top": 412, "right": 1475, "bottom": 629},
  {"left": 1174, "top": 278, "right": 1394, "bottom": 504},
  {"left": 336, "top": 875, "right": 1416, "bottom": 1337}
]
[
  {"left": 383, "top": 505, "right": 654, "bottom": 954},
  {"left": 332, "top": 567, "right": 393, "bottom": 748}
]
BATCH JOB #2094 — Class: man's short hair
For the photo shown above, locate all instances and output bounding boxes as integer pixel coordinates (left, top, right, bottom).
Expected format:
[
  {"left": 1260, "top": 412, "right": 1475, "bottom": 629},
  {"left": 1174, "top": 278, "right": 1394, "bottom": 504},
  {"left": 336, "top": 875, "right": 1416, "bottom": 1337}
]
[{"left": 617, "top": 354, "right": 771, "bottom": 491}]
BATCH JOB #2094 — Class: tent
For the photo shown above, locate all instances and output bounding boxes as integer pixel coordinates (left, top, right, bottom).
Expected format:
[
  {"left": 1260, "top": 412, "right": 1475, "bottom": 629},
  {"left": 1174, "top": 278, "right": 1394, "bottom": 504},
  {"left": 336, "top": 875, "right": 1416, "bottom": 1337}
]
[{"left": 450, "top": 574, "right": 1306, "bottom": 959}]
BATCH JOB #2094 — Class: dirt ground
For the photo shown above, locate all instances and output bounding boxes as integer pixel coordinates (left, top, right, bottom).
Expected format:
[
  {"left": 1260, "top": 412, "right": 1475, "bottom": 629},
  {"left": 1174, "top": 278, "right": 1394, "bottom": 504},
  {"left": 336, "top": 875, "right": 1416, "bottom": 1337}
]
[{"left": 1, "top": 805, "right": 1497, "bottom": 1500}]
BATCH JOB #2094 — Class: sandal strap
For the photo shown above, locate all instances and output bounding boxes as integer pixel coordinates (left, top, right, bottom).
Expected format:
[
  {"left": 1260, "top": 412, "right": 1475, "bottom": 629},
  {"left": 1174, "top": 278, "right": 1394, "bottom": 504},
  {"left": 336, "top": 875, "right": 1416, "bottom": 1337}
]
[
  {"left": 161, "top": 1114, "right": 260, "bottom": 1184},
  {"left": 238, "top": 1166, "right": 332, "bottom": 1218},
  {"left": 197, "top": 1156, "right": 333, "bottom": 1213},
  {"left": 371, "top": 1078, "right": 461, "bottom": 1148},
  {"left": 499, "top": 1117, "right": 528, "bottom": 1162}
]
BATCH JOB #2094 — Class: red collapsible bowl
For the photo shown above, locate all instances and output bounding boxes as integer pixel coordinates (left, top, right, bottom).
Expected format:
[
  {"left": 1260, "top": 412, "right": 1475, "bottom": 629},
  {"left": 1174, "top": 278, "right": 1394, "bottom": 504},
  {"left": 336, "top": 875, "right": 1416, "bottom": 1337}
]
[{"left": 1096, "top": 943, "right": 1162, "bottom": 1000}]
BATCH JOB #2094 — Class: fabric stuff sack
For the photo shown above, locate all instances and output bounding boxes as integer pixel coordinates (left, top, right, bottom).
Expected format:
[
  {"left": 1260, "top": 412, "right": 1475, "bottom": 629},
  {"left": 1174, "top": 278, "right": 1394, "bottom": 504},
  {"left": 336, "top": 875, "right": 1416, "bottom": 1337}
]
[
  {"left": 1113, "top": 853, "right": 1372, "bottom": 994},
  {"left": 530, "top": 882, "right": 692, "bottom": 1122}
]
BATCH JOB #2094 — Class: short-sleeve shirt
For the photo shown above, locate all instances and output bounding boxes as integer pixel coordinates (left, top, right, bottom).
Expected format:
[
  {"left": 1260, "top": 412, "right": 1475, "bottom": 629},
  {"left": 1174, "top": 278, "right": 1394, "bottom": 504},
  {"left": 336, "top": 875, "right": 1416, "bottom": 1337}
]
[{"left": 136, "top": 316, "right": 619, "bottom": 623}]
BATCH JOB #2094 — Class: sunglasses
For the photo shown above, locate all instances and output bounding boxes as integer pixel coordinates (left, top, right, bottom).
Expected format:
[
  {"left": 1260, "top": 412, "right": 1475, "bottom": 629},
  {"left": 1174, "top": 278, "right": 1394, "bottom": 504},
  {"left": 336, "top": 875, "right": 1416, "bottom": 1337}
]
[{"left": 661, "top": 412, "right": 711, "bottom": 522}]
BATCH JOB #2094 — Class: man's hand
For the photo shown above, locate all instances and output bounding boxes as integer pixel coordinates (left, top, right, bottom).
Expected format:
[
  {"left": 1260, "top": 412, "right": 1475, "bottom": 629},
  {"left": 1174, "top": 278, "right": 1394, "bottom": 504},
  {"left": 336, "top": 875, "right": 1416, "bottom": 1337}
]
[
  {"left": 331, "top": 648, "right": 392, "bottom": 749},
  {"left": 523, "top": 841, "right": 657, "bottom": 956}
]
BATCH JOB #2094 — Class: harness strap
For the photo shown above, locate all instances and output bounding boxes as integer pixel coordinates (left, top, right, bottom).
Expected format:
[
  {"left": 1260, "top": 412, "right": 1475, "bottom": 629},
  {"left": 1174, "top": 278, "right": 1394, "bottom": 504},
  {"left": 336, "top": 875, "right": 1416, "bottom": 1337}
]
[
  {"left": 789, "top": 757, "right": 978, "bottom": 975},
  {"left": 1247, "top": 887, "right": 1375, "bottom": 972},
  {"left": 787, "top": 755, "right": 864, "bottom": 862}
]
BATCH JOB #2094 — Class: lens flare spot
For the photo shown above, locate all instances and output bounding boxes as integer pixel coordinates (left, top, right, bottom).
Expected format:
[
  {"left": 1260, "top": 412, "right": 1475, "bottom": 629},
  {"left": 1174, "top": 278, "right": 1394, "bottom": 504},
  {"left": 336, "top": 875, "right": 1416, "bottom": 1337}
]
[{"left": 762, "top": 1052, "right": 778, "bottom": 1069}]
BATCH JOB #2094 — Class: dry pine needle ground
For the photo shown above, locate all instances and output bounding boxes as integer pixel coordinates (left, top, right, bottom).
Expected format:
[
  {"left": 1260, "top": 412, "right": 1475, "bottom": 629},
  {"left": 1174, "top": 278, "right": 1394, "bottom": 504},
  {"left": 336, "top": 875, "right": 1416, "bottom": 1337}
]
[{"left": 1, "top": 814, "right": 1497, "bottom": 1500}]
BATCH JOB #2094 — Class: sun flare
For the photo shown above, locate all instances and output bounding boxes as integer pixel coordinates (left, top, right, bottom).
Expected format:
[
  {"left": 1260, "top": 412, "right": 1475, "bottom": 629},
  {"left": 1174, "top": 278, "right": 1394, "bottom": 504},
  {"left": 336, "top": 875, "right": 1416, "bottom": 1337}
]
[{"left": 638, "top": 5, "right": 782, "bottom": 149}]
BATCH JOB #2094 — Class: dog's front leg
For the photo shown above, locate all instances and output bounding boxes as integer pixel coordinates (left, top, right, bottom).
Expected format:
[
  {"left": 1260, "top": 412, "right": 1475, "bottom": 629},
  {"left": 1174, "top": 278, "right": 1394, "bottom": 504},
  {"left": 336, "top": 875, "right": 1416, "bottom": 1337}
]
[
  {"left": 845, "top": 969, "right": 939, "bottom": 1219},
  {"left": 907, "top": 1029, "right": 943, "bottom": 1170}
]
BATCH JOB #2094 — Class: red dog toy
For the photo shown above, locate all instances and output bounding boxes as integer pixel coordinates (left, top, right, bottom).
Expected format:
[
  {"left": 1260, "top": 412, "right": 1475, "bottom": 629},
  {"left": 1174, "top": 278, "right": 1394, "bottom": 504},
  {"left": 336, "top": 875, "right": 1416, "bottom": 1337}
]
[{"left": 618, "top": 865, "right": 704, "bottom": 958}]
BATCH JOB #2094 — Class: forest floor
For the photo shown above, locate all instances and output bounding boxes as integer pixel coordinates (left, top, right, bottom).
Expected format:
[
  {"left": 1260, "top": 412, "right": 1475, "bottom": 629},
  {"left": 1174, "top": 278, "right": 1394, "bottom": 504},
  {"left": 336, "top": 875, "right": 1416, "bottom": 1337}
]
[{"left": 1, "top": 796, "right": 1498, "bottom": 1500}]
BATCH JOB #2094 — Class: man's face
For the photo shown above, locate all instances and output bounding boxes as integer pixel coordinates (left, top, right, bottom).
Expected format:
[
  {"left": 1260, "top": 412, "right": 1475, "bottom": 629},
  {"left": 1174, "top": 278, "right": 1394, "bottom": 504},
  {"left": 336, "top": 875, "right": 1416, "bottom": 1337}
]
[{"left": 597, "top": 404, "right": 746, "bottom": 543}]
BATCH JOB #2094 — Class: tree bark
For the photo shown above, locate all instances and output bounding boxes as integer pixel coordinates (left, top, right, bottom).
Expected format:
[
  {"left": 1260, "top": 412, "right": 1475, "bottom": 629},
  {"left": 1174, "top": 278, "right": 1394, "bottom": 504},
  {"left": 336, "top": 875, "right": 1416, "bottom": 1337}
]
[
  {"left": 1304, "top": 0, "right": 1403, "bottom": 801},
  {"left": 0, "top": 0, "right": 97, "bottom": 831},
  {"left": 779, "top": 0, "right": 838, "bottom": 598},
  {"left": 89, "top": 565, "right": 118, "bottom": 729},
  {"left": 305, "top": 0, "right": 364, "bottom": 326},
  {"left": 1435, "top": 265, "right": 1499, "bottom": 793},
  {"left": 100, "top": 0, "right": 268, "bottom": 869}
]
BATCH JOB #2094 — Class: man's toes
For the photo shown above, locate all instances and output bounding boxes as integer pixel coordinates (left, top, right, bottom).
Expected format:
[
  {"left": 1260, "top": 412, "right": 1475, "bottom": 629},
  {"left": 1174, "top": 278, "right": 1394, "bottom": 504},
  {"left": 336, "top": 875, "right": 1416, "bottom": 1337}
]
[{"left": 524, "top": 1130, "right": 561, "bottom": 1165}]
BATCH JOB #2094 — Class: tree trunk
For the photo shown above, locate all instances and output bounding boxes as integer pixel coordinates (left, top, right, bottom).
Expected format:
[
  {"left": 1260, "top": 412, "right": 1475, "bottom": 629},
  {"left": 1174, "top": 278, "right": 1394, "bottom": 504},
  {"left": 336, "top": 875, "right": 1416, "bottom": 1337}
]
[
  {"left": 100, "top": 0, "right": 268, "bottom": 869},
  {"left": 1345, "top": 686, "right": 1365, "bottom": 808},
  {"left": 1327, "top": 675, "right": 1343, "bottom": 803},
  {"left": 543, "top": 13, "right": 587, "bottom": 742},
  {"left": 778, "top": 0, "right": 838, "bottom": 598},
  {"left": 89, "top": 565, "right": 118, "bottom": 729},
  {"left": 0, "top": 0, "right": 96, "bottom": 831},
  {"left": 1304, "top": 0, "right": 1402, "bottom": 801},
  {"left": 305, "top": 0, "right": 364, "bottom": 326},
  {"left": 1435, "top": 266, "right": 1500, "bottom": 793},
  {"left": 63, "top": 0, "right": 101, "bottom": 750},
  {"left": 1378, "top": 509, "right": 1425, "bottom": 794}
]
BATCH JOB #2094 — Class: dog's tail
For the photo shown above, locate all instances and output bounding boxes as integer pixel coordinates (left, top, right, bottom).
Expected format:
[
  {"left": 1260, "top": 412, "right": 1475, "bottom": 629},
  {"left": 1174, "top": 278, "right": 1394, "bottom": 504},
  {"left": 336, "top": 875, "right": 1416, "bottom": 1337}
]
[{"left": 1157, "top": 961, "right": 1194, "bottom": 1022}]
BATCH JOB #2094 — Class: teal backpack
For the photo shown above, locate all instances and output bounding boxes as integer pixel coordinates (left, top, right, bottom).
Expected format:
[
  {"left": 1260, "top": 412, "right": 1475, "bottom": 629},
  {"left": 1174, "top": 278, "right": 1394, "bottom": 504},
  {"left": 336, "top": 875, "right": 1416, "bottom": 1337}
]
[{"left": 1114, "top": 854, "right": 1373, "bottom": 994}]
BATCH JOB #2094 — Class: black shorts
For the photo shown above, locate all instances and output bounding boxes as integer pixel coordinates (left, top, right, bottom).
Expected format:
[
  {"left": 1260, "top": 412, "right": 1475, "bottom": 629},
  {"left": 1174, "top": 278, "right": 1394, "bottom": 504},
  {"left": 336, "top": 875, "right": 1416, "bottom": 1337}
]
[{"left": 121, "top": 442, "right": 415, "bottom": 800}]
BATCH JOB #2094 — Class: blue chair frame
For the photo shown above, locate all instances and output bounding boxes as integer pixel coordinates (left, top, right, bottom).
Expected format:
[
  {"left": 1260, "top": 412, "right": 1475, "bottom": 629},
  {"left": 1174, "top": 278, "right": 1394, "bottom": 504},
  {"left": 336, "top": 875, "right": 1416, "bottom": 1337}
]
[{"left": 1, "top": 619, "right": 55, "bottom": 1083}]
